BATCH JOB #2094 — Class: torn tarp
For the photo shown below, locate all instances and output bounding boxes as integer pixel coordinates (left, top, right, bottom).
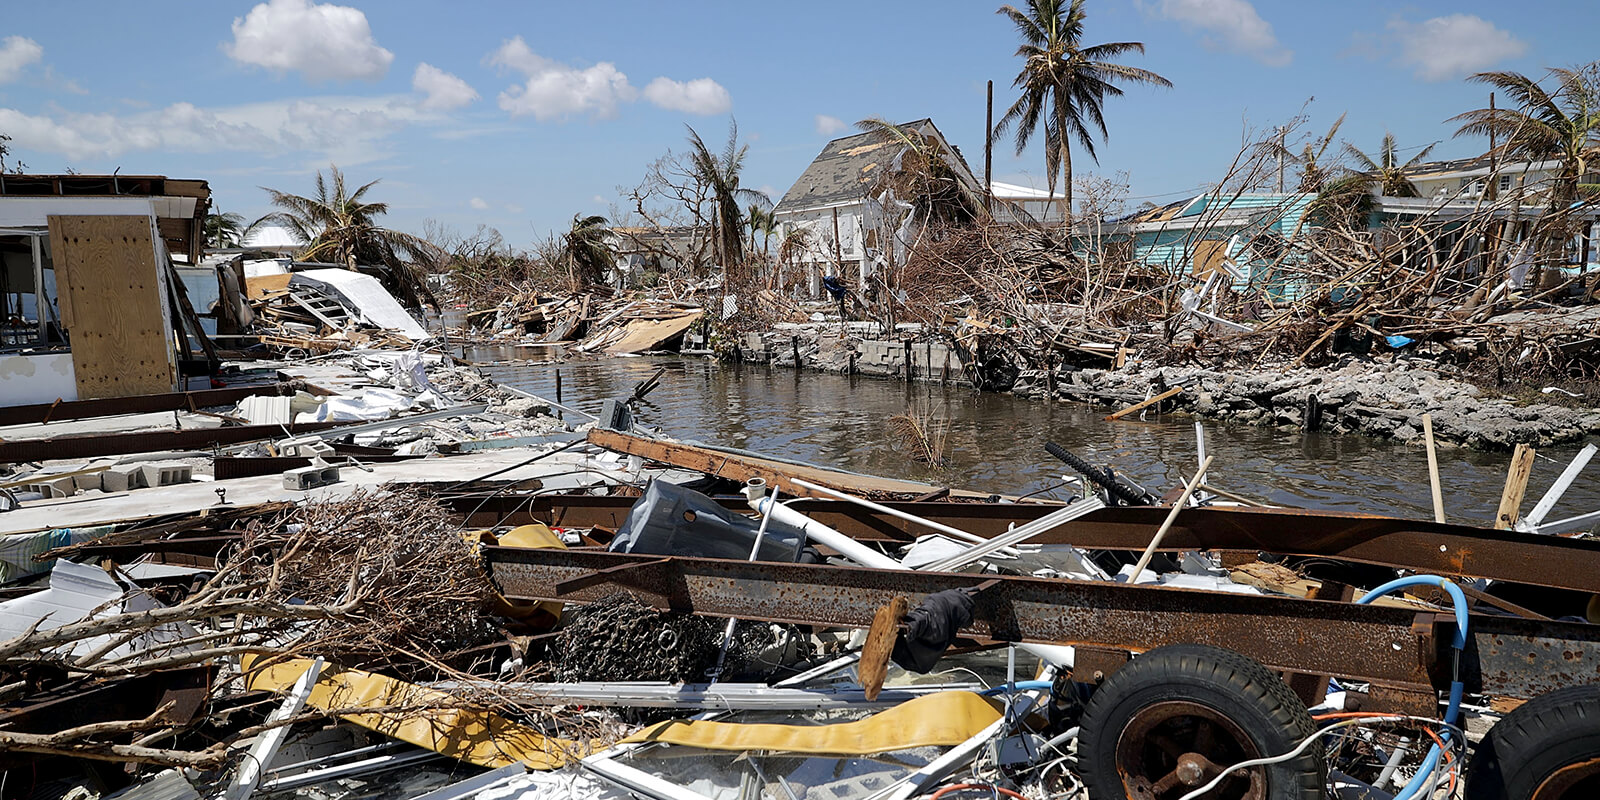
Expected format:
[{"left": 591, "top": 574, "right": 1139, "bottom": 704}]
[{"left": 610, "top": 481, "right": 819, "bottom": 563}]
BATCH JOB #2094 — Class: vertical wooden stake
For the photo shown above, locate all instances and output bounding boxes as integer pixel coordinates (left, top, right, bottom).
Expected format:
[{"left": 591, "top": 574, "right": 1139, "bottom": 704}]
[
  {"left": 1495, "top": 443, "right": 1537, "bottom": 530},
  {"left": 554, "top": 370, "right": 563, "bottom": 422},
  {"left": 1422, "top": 413, "right": 1444, "bottom": 524}
]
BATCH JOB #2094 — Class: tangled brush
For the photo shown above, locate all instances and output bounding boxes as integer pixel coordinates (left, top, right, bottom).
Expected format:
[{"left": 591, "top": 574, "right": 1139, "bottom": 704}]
[{"left": 233, "top": 487, "right": 498, "bottom": 672}]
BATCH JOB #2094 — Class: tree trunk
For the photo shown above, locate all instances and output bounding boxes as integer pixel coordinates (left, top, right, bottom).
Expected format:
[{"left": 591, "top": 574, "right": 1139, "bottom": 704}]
[{"left": 1055, "top": 103, "right": 1073, "bottom": 227}]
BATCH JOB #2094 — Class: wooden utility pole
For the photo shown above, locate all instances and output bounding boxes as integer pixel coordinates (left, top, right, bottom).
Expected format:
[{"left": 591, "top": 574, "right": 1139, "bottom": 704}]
[{"left": 984, "top": 80, "right": 994, "bottom": 213}]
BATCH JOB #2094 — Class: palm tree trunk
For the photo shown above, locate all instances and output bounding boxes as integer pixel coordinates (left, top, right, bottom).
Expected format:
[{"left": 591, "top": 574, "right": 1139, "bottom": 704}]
[{"left": 1055, "top": 103, "right": 1073, "bottom": 226}]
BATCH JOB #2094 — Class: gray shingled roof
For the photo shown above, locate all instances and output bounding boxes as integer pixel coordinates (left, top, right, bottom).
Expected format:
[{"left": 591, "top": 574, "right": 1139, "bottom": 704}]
[{"left": 773, "top": 119, "right": 936, "bottom": 214}]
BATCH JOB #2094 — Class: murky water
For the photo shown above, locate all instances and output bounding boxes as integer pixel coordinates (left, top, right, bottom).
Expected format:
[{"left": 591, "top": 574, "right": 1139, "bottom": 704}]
[{"left": 469, "top": 346, "right": 1600, "bottom": 524}]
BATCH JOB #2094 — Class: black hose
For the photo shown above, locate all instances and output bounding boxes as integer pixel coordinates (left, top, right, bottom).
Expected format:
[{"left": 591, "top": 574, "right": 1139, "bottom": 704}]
[{"left": 1043, "top": 441, "right": 1152, "bottom": 506}]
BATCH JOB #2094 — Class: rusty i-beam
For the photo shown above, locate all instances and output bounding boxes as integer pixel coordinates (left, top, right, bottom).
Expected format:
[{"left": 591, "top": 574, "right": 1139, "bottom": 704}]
[{"left": 485, "top": 546, "right": 1600, "bottom": 712}]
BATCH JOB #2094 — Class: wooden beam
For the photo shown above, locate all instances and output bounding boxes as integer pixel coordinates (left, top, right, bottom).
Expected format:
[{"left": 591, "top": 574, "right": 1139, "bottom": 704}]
[
  {"left": 1422, "top": 414, "right": 1445, "bottom": 524},
  {"left": 586, "top": 428, "right": 948, "bottom": 499},
  {"left": 1105, "top": 386, "right": 1185, "bottom": 421},
  {"left": 1495, "top": 443, "right": 1537, "bottom": 530}
]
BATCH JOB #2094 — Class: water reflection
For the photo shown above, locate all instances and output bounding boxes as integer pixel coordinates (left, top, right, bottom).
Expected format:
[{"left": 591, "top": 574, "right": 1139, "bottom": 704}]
[{"left": 471, "top": 348, "right": 1598, "bottom": 524}]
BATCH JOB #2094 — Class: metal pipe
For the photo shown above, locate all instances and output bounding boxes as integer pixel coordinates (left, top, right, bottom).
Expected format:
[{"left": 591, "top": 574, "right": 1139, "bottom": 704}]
[
  {"left": 790, "top": 478, "right": 991, "bottom": 546},
  {"left": 748, "top": 493, "right": 906, "bottom": 570}
]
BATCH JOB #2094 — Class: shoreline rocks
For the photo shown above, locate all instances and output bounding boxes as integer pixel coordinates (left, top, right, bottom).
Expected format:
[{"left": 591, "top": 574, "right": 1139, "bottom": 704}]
[{"left": 726, "top": 324, "right": 1600, "bottom": 450}]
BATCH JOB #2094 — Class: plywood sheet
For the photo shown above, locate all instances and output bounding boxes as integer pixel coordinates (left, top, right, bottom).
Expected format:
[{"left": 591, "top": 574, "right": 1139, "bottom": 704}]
[{"left": 47, "top": 215, "right": 176, "bottom": 400}]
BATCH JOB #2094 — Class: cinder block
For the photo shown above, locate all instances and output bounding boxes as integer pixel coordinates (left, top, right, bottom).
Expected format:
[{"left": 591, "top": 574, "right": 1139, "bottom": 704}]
[
  {"left": 28, "top": 477, "right": 78, "bottom": 499},
  {"left": 99, "top": 465, "right": 149, "bottom": 493},
  {"left": 140, "top": 462, "right": 193, "bottom": 488},
  {"left": 73, "top": 472, "right": 105, "bottom": 492},
  {"left": 278, "top": 437, "right": 335, "bottom": 458},
  {"left": 283, "top": 463, "right": 340, "bottom": 491}
]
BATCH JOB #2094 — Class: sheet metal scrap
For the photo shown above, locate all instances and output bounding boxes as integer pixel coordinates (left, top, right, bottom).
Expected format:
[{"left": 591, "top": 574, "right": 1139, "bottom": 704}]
[{"left": 484, "top": 545, "right": 1600, "bottom": 704}]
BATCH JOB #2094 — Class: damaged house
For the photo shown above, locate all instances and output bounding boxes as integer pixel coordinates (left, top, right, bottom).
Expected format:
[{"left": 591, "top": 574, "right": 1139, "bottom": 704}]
[
  {"left": 0, "top": 174, "right": 215, "bottom": 405},
  {"left": 774, "top": 119, "right": 982, "bottom": 299}
]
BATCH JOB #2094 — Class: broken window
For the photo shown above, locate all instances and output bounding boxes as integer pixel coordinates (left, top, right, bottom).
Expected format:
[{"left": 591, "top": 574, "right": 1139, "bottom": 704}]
[{"left": 0, "top": 230, "right": 64, "bottom": 350}]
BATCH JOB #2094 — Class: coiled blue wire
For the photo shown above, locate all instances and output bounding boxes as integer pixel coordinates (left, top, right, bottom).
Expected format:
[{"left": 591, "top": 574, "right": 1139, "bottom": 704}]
[{"left": 1356, "top": 575, "right": 1468, "bottom": 800}]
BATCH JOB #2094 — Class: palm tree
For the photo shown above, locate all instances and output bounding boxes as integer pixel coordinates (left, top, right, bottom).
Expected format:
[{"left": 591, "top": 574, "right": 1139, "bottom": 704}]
[
  {"left": 563, "top": 214, "right": 615, "bottom": 288},
  {"left": 1296, "top": 113, "right": 1347, "bottom": 194},
  {"left": 253, "top": 164, "right": 436, "bottom": 271},
  {"left": 204, "top": 211, "right": 246, "bottom": 249},
  {"left": 1342, "top": 132, "right": 1436, "bottom": 198},
  {"left": 685, "top": 121, "right": 767, "bottom": 269},
  {"left": 747, "top": 205, "right": 778, "bottom": 260},
  {"left": 853, "top": 118, "right": 980, "bottom": 224},
  {"left": 993, "top": 0, "right": 1171, "bottom": 222},
  {"left": 1451, "top": 64, "right": 1600, "bottom": 236}
]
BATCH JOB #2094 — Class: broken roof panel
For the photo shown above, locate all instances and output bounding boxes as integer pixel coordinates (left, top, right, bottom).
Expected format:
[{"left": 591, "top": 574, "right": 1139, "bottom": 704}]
[{"left": 774, "top": 119, "right": 936, "bottom": 213}]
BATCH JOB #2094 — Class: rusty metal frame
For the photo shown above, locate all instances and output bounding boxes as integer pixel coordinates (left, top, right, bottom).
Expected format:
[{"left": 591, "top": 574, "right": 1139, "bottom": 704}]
[
  {"left": 448, "top": 494, "right": 1600, "bottom": 595},
  {"left": 485, "top": 546, "right": 1600, "bottom": 704}
]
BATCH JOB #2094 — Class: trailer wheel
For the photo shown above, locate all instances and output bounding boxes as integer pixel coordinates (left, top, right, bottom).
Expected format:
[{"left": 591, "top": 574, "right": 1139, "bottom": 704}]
[
  {"left": 1077, "top": 644, "right": 1323, "bottom": 800},
  {"left": 1466, "top": 685, "right": 1600, "bottom": 800}
]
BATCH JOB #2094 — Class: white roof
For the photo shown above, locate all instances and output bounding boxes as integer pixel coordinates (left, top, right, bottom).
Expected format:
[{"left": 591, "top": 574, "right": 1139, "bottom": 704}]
[
  {"left": 990, "top": 181, "right": 1060, "bottom": 200},
  {"left": 241, "top": 224, "right": 305, "bottom": 250}
]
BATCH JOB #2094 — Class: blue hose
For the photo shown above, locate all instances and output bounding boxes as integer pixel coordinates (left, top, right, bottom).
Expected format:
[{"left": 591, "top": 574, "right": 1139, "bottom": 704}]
[
  {"left": 1356, "top": 575, "right": 1468, "bottom": 800},
  {"left": 981, "top": 680, "right": 1054, "bottom": 696}
]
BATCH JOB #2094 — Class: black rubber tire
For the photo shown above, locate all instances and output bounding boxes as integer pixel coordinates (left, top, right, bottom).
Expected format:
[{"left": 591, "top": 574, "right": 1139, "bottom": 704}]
[
  {"left": 1077, "top": 643, "right": 1324, "bottom": 800},
  {"left": 1466, "top": 685, "right": 1600, "bottom": 800}
]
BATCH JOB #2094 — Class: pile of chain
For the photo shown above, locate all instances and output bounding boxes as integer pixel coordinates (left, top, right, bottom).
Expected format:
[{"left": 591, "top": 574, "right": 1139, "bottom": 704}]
[{"left": 552, "top": 593, "right": 813, "bottom": 682}]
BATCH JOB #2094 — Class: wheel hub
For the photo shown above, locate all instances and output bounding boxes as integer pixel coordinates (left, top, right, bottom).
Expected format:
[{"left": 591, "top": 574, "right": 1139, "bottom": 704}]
[
  {"left": 1116, "top": 701, "right": 1265, "bottom": 800},
  {"left": 1533, "top": 755, "right": 1600, "bottom": 800}
]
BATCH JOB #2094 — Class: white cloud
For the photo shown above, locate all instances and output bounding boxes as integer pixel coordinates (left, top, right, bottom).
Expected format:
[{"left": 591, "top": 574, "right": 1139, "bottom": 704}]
[
  {"left": 1140, "top": 0, "right": 1291, "bottom": 67},
  {"left": 1386, "top": 15, "right": 1526, "bottom": 82},
  {"left": 469, "top": 197, "right": 489, "bottom": 210},
  {"left": 0, "top": 94, "right": 435, "bottom": 164},
  {"left": 225, "top": 0, "right": 394, "bottom": 82},
  {"left": 0, "top": 36, "right": 44, "bottom": 84},
  {"left": 413, "top": 63, "right": 478, "bottom": 111},
  {"left": 815, "top": 114, "right": 847, "bottom": 136},
  {"left": 488, "top": 36, "right": 635, "bottom": 121},
  {"left": 642, "top": 77, "right": 731, "bottom": 115},
  {"left": 591, "top": 194, "right": 605, "bottom": 204}
]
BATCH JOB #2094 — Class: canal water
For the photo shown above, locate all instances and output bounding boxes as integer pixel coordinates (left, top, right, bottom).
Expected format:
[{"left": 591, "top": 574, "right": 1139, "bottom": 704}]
[{"left": 470, "top": 347, "right": 1600, "bottom": 525}]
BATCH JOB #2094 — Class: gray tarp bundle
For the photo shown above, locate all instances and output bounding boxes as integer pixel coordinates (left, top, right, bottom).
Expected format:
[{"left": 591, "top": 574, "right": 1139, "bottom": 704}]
[{"left": 610, "top": 480, "right": 816, "bottom": 563}]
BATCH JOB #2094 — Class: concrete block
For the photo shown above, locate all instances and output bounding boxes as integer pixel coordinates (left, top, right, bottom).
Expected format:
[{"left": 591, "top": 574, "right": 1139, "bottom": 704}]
[
  {"left": 99, "top": 465, "right": 151, "bottom": 493},
  {"left": 73, "top": 472, "right": 106, "bottom": 492},
  {"left": 29, "top": 477, "right": 78, "bottom": 499},
  {"left": 283, "top": 462, "right": 341, "bottom": 491},
  {"left": 278, "top": 437, "right": 335, "bottom": 458},
  {"left": 140, "top": 462, "right": 193, "bottom": 488}
]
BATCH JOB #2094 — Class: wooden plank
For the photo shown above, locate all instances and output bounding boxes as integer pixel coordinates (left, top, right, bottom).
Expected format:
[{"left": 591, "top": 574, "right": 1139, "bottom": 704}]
[
  {"left": 47, "top": 215, "right": 176, "bottom": 400},
  {"left": 586, "top": 428, "right": 947, "bottom": 499},
  {"left": 1104, "top": 386, "right": 1185, "bottom": 421},
  {"left": 1495, "top": 443, "right": 1537, "bottom": 530},
  {"left": 1422, "top": 413, "right": 1445, "bottom": 524},
  {"left": 245, "top": 273, "right": 293, "bottom": 300}
]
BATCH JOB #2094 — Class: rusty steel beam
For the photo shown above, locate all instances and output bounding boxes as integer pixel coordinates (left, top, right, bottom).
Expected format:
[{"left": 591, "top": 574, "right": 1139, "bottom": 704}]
[
  {"left": 0, "top": 382, "right": 296, "bottom": 427},
  {"left": 486, "top": 546, "right": 1440, "bottom": 691},
  {"left": 486, "top": 546, "right": 1600, "bottom": 701},
  {"left": 452, "top": 494, "right": 1600, "bottom": 595},
  {"left": 0, "top": 420, "right": 353, "bottom": 463}
]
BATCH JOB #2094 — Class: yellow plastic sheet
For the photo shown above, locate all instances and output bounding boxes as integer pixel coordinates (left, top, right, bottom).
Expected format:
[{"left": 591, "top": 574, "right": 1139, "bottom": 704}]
[
  {"left": 487, "top": 524, "right": 566, "bottom": 622},
  {"left": 242, "top": 655, "right": 591, "bottom": 769},
  {"left": 622, "top": 690, "right": 1004, "bottom": 756}
]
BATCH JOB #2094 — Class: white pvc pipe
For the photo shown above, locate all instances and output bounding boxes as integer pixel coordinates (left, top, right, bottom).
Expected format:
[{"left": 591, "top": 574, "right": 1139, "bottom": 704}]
[
  {"left": 789, "top": 478, "right": 990, "bottom": 545},
  {"left": 748, "top": 493, "right": 907, "bottom": 570}
]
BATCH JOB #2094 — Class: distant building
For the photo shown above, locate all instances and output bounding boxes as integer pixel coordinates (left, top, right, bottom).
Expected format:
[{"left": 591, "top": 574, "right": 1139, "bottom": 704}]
[
  {"left": 989, "top": 181, "right": 1067, "bottom": 226},
  {"left": 773, "top": 119, "right": 981, "bottom": 297},
  {"left": 1080, "top": 191, "right": 1315, "bottom": 299}
]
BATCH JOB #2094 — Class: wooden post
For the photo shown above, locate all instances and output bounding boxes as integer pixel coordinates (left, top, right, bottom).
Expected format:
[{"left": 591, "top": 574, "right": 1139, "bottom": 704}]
[
  {"left": 831, "top": 207, "right": 844, "bottom": 276},
  {"left": 1495, "top": 443, "right": 1537, "bottom": 530},
  {"left": 984, "top": 80, "right": 994, "bottom": 213},
  {"left": 554, "top": 369, "right": 563, "bottom": 422},
  {"left": 1422, "top": 413, "right": 1444, "bottom": 524},
  {"left": 792, "top": 335, "right": 801, "bottom": 368},
  {"left": 904, "top": 339, "right": 914, "bottom": 382}
]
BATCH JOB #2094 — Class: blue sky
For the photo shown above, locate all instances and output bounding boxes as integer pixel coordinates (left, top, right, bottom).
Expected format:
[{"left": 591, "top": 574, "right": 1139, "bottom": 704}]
[{"left": 0, "top": 1, "right": 1589, "bottom": 243}]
